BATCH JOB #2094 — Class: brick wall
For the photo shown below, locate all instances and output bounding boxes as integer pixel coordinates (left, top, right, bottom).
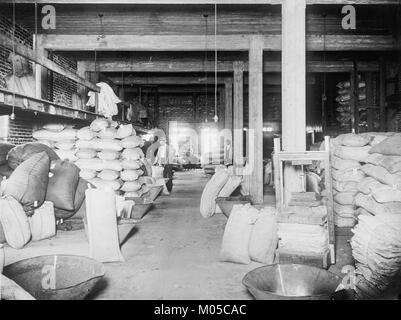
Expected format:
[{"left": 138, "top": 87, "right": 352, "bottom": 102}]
[
  {"left": 48, "top": 53, "right": 78, "bottom": 106},
  {"left": 7, "top": 118, "right": 34, "bottom": 145},
  {"left": 0, "top": 14, "right": 33, "bottom": 88},
  {"left": 158, "top": 94, "right": 220, "bottom": 136},
  {"left": 0, "top": 14, "right": 78, "bottom": 107}
]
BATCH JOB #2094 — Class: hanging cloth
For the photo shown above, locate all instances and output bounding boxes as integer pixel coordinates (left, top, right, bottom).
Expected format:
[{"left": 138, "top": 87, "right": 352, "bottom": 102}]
[{"left": 86, "top": 82, "right": 121, "bottom": 118}]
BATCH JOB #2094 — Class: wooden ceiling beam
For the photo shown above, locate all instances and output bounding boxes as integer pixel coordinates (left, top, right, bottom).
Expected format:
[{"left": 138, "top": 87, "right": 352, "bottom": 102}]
[
  {"left": 108, "top": 74, "right": 284, "bottom": 85},
  {"left": 39, "top": 34, "right": 397, "bottom": 52},
  {"left": 6, "top": 0, "right": 399, "bottom": 5},
  {"left": 81, "top": 59, "right": 379, "bottom": 73}
]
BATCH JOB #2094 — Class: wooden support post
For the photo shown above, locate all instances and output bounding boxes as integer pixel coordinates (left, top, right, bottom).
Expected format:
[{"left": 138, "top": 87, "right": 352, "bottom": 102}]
[
  {"left": 379, "top": 58, "right": 387, "bottom": 131},
  {"left": 233, "top": 61, "right": 244, "bottom": 174},
  {"left": 224, "top": 78, "right": 233, "bottom": 165},
  {"left": 350, "top": 64, "right": 359, "bottom": 134},
  {"left": 118, "top": 86, "right": 125, "bottom": 120},
  {"left": 76, "top": 61, "right": 87, "bottom": 110},
  {"left": 224, "top": 79, "right": 233, "bottom": 132},
  {"left": 33, "top": 35, "right": 48, "bottom": 100},
  {"left": 365, "top": 72, "right": 374, "bottom": 130},
  {"left": 282, "top": 0, "right": 306, "bottom": 205},
  {"left": 218, "top": 87, "right": 225, "bottom": 130},
  {"left": 248, "top": 36, "right": 264, "bottom": 204}
]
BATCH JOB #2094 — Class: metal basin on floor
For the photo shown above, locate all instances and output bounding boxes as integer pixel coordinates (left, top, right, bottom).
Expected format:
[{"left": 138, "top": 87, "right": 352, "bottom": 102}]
[
  {"left": 243, "top": 264, "right": 343, "bottom": 300},
  {"left": 3, "top": 255, "right": 105, "bottom": 300}
]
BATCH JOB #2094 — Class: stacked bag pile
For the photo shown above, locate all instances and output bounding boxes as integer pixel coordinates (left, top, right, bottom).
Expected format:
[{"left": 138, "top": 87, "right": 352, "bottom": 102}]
[
  {"left": 277, "top": 223, "right": 328, "bottom": 257},
  {"left": 351, "top": 213, "right": 401, "bottom": 299},
  {"left": 330, "top": 133, "right": 372, "bottom": 227},
  {"left": 32, "top": 123, "right": 78, "bottom": 162},
  {"left": 354, "top": 133, "right": 401, "bottom": 218},
  {"left": 74, "top": 118, "right": 149, "bottom": 198},
  {"left": 332, "top": 132, "right": 401, "bottom": 298},
  {"left": 0, "top": 145, "right": 89, "bottom": 250},
  {"left": 335, "top": 77, "right": 367, "bottom": 130}
]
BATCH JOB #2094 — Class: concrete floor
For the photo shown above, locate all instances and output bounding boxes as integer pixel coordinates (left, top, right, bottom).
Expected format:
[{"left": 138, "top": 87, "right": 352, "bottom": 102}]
[
  {"left": 88, "top": 170, "right": 353, "bottom": 300},
  {"left": 4, "top": 169, "right": 354, "bottom": 299}
]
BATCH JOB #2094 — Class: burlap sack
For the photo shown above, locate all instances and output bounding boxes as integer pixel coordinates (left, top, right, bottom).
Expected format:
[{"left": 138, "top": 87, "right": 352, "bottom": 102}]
[
  {"left": 338, "top": 133, "right": 370, "bottom": 147},
  {"left": 334, "top": 145, "right": 371, "bottom": 162},
  {"left": 248, "top": 207, "right": 278, "bottom": 264},
  {"left": 331, "top": 156, "right": 361, "bottom": 171},
  {"left": 220, "top": 204, "right": 259, "bottom": 264},
  {"left": 355, "top": 193, "right": 401, "bottom": 216},
  {"left": 369, "top": 136, "right": 401, "bottom": 156},
  {"left": 200, "top": 169, "right": 230, "bottom": 218},
  {"left": 366, "top": 153, "right": 401, "bottom": 174},
  {"left": 334, "top": 192, "right": 357, "bottom": 205},
  {"left": 361, "top": 164, "right": 401, "bottom": 187},
  {"left": 332, "top": 168, "right": 365, "bottom": 182}
]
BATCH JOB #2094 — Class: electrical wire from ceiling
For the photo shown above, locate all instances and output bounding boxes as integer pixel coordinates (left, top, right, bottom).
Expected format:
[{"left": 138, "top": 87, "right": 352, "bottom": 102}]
[
  {"left": 322, "top": 13, "right": 327, "bottom": 134},
  {"left": 10, "top": 0, "right": 16, "bottom": 120},
  {"left": 203, "top": 13, "right": 208, "bottom": 123},
  {"left": 213, "top": 3, "right": 218, "bottom": 123}
]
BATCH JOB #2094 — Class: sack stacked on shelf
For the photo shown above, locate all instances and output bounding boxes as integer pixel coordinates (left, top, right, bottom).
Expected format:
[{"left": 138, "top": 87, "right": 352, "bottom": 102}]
[
  {"left": 277, "top": 223, "right": 328, "bottom": 255},
  {"left": 351, "top": 213, "right": 401, "bottom": 299},
  {"left": 32, "top": 123, "right": 78, "bottom": 162},
  {"left": 335, "top": 77, "right": 367, "bottom": 130},
  {"left": 74, "top": 119, "right": 146, "bottom": 196},
  {"left": 330, "top": 133, "right": 370, "bottom": 227},
  {"left": 353, "top": 134, "right": 401, "bottom": 217}
]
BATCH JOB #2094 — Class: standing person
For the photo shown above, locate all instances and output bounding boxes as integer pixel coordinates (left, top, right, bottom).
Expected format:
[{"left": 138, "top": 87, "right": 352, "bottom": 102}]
[
  {"left": 153, "top": 137, "right": 175, "bottom": 193},
  {"left": 145, "top": 135, "right": 160, "bottom": 164}
]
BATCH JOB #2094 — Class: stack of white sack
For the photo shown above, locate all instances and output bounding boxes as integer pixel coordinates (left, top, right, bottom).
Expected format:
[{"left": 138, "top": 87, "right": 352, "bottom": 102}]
[
  {"left": 351, "top": 213, "right": 401, "bottom": 299},
  {"left": 353, "top": 133, "right": 401, "bottom": 217},
  {"left": 330, "top": 133, "right": 370, "bottom": 227},
  {"left": 74, "top": 118, "right": 146, "bottom": 195},
  {"left": 32, "top": 123, "right": 78, "bottom": 162}
]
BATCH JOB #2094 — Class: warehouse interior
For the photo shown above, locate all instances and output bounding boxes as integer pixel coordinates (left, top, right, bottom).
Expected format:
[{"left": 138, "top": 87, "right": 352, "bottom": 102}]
[{"left": 1, "top": 0, "right": 401, "bottom": 300}]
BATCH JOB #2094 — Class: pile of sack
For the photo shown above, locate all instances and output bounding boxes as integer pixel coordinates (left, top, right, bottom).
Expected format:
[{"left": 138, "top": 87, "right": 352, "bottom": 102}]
[
  {"left": 32, "top": 123, "right": 78, "bottom": 162},
  {"left": 335, "top": 77, "right": 367, "bottom": 129},
  {"left": 74, "top": 118, "right": 150, "bottom": 198},
  {"left": 330, "top": 133, "right": 372, "bottom": 227},
  {"left": 351, "top": 213, "right": 401, "bottom": 299},
  {"left": 220, "top": 204, "right": 278, "bottom": 265},
  {"left": 352, "top": 134, "right": 401, "bottom": 219},
  {"left": 0, "top": 145, "right": 89, "bottom": 250},
  {"left": 277, "top": 223, "right": 328, "bottom": 255}
]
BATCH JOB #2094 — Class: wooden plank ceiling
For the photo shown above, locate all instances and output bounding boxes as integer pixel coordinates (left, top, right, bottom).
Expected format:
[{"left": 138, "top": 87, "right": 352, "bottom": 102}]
[{"left": 2, "top": 3, "right": 397, "bottom": 36}]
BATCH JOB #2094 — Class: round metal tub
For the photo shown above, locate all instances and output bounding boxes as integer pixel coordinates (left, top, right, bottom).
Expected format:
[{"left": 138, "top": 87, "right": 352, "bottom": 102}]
[
  {"left": 243, "top": 264, "right": 343, "bottom": 300},
  {"left": 3, "top": 255, "right": 105, "bottom": 300}
]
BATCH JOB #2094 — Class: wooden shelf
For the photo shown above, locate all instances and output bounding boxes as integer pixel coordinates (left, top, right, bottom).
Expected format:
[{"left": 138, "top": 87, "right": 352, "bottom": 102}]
[{"left": 0, "top": 88, "right": 101, "bottom": 121}]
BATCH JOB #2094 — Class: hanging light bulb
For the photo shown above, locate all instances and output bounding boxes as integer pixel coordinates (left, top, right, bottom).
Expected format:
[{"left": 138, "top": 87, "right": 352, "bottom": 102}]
[
  {"left": 213, "top": 114, "right": 218, "bottom": 122},
  {"left": 9, "top": 112, "right": 15, "bottom": 120}
]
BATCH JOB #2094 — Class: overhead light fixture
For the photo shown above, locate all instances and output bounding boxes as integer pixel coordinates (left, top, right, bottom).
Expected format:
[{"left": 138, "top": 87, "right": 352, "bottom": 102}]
[{"left": 97, "top": 14, "right": 106, "bottom": 41}]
